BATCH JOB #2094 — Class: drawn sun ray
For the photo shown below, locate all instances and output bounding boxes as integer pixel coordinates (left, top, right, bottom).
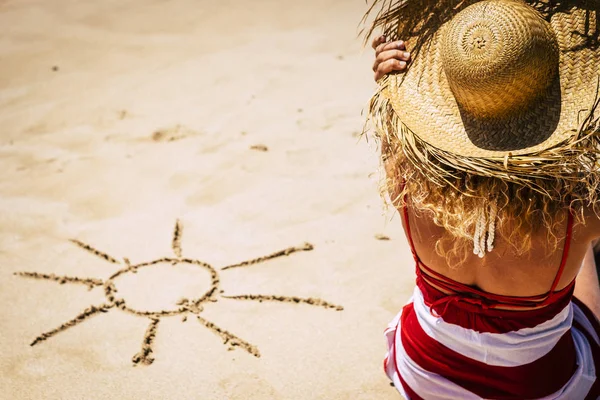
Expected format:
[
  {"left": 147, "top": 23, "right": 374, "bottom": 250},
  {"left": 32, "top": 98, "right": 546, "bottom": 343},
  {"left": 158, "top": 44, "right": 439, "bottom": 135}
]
[
  {"left": 221, "top": 243, "right": 313, "bottom": 270},
  {"left": 172, "top": 220, "right": 183, "bottom": 259},
  {"left": 132, "top": 318, "right": 160, "bottom": 365},
  {"left": 221, "top": 294, "right": 344, "bottom": 311},
  {"left": 15, "top": 272, "right": 103, "bottom": 290},
  {"left": 31, "top": 303, "right": 115, "bottom": 346},
  {"left": 68, "top": 239, "right": 120, "bottom": 264},
  {"left": 196, "top": 315, "right": 260, "bottom": 357},
  {"left": 15, "top": 220, "right": 343, "bottom": 365}
]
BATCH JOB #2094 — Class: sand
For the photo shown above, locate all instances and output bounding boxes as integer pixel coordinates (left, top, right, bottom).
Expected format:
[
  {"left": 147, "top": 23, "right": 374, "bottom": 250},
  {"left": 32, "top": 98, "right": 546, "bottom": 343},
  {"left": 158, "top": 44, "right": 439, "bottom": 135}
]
[{"left": 0, "top": 1, "right": 415, "bottom": 399}]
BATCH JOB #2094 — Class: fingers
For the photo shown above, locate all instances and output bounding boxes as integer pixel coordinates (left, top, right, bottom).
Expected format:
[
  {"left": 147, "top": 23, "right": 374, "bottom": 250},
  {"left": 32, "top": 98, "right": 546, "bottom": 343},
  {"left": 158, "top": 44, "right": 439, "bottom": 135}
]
[
  {"left": 372, "top": 35, "right": 386, "bottom": 50},
  {"left": 375, "top": 49, "right": 411, "bottom": 66},
  {"left": 373, "top": 48, "right": 411, "bottom": 78},
  {"left": 374, "top": 59, "right": 407, "bottom": 82},
  {"left": 371, "top": 37, "right": 409, "bottom": 82},
  {"left": 375, "top": 40, "right": 405, "bottom": 55},
  {"left": 372, "top": 50, "right": 410, "bottom": 74}
]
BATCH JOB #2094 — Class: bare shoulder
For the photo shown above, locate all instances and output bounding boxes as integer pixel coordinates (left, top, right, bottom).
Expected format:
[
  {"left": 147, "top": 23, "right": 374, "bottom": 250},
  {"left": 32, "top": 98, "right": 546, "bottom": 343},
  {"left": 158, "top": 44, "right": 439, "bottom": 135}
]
[{"left": 575, "top": 206, "right": 600, "bottom": 242}]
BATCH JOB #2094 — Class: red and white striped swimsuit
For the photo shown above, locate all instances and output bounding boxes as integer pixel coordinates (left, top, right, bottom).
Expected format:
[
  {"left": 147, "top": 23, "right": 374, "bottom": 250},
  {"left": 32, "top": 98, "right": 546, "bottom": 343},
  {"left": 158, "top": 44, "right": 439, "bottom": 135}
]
[{"left": 384, "top": 207, "right": 600, "bottom": 399}]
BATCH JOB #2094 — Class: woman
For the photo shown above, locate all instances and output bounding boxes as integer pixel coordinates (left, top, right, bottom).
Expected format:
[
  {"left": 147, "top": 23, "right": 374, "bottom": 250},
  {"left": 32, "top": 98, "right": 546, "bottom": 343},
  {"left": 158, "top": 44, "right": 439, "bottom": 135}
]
[{"left": 365, "top": 0, "right": 600, "bottom": 398}]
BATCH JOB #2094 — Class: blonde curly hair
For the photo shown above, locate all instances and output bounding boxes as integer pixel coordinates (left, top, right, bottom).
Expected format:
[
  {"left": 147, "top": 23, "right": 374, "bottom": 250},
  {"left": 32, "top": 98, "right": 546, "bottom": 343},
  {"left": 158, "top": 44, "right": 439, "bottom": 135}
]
[{"left": 380, "top": 135, "right": 578, "bottom": 267}]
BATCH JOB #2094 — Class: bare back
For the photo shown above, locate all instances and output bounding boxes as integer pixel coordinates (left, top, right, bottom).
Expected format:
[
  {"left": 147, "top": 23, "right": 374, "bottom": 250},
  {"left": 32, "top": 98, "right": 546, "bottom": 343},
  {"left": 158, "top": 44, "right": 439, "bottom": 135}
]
[{"left": 401, "top": 204, "right": 600, "bottom": 301}]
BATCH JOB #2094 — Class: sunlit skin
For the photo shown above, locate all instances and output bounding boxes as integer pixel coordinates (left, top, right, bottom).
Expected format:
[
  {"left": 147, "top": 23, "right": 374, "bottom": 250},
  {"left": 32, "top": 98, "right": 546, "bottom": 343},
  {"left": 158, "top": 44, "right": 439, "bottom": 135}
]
[{"left": 372, "top": 36, "right": 600, "bottom": 318}]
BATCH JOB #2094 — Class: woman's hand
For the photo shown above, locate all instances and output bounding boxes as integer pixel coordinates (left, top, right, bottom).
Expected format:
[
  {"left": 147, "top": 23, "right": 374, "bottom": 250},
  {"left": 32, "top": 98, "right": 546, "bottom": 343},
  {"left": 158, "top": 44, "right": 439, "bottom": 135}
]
[{"left": 372, "top": 36, "right": 411, "bottom": 82}]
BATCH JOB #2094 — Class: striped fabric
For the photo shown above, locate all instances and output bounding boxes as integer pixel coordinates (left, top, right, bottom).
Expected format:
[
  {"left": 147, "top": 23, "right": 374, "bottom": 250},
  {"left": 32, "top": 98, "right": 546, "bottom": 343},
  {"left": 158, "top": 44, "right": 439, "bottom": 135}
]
[{"left": 384, "top": 287, "right": 600, "bottom": 399}]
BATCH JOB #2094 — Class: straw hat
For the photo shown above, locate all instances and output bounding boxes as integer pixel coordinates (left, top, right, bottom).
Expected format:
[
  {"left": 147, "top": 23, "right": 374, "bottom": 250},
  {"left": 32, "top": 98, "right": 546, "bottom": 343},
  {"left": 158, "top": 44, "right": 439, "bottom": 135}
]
[{"left": 365, "top": 0, "right": 600, "bottom": 192}]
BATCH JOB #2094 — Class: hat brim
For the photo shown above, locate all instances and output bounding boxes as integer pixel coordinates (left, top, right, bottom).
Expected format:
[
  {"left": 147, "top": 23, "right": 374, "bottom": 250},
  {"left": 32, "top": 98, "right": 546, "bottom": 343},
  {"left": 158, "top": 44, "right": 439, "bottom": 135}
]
[{"left": 386, "top": 7, "right": 600, "bottom": 159}]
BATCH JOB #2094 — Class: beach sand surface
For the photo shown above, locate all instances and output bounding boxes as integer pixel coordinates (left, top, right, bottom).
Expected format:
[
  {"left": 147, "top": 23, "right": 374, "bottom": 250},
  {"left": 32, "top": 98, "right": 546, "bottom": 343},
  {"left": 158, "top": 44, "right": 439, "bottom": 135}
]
[{"left": 0, "top": 0, "right": 414, "bottom": 399}]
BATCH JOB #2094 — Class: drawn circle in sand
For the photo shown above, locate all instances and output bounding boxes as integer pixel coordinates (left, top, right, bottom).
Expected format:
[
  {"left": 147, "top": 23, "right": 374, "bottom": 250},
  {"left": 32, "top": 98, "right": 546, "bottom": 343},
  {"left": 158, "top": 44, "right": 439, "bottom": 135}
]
[{"left": 105, "top": 258, "right": 220, "bottom": 316}]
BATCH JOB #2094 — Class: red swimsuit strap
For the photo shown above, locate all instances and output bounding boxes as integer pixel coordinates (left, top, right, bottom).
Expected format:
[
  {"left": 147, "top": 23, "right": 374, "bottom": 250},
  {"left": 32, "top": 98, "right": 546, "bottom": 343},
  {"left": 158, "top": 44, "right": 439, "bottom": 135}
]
[
  {"left": 402, "top": 204, "right": 576, "bottom": 305},
  {"left": 401, "top": 202, "right": 420, "bottom": 263},
  {"left": 548, "top": 211, "right": 575, "bottom": 299}
]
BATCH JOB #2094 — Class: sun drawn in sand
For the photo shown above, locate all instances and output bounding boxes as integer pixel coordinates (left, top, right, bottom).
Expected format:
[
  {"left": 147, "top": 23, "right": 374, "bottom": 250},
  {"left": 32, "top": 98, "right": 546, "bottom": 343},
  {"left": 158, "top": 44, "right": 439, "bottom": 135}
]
[{"left": 15, "top": 220, "right": 343, "bottom": 365}]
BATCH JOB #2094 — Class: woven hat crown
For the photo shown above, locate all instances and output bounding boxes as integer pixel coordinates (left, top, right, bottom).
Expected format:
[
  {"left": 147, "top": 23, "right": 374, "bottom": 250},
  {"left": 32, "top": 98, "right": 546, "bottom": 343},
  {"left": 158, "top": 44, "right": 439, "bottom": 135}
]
[{"left": 441, "top": 0, "right": 560, "bottom": 119}]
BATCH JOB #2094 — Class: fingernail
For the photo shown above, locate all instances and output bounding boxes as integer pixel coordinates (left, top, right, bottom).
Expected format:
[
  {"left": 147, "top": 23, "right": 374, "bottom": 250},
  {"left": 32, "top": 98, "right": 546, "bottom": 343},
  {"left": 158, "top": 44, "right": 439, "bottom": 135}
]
[
  {"left": 399, "top": 61, "right": 407, "bottom": 67},
  {"left": 398, "top": 41, "right": 404, "bottom": 47},
  {"left": 404, "top": 52, "right": 411, "bottom": 58}
]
